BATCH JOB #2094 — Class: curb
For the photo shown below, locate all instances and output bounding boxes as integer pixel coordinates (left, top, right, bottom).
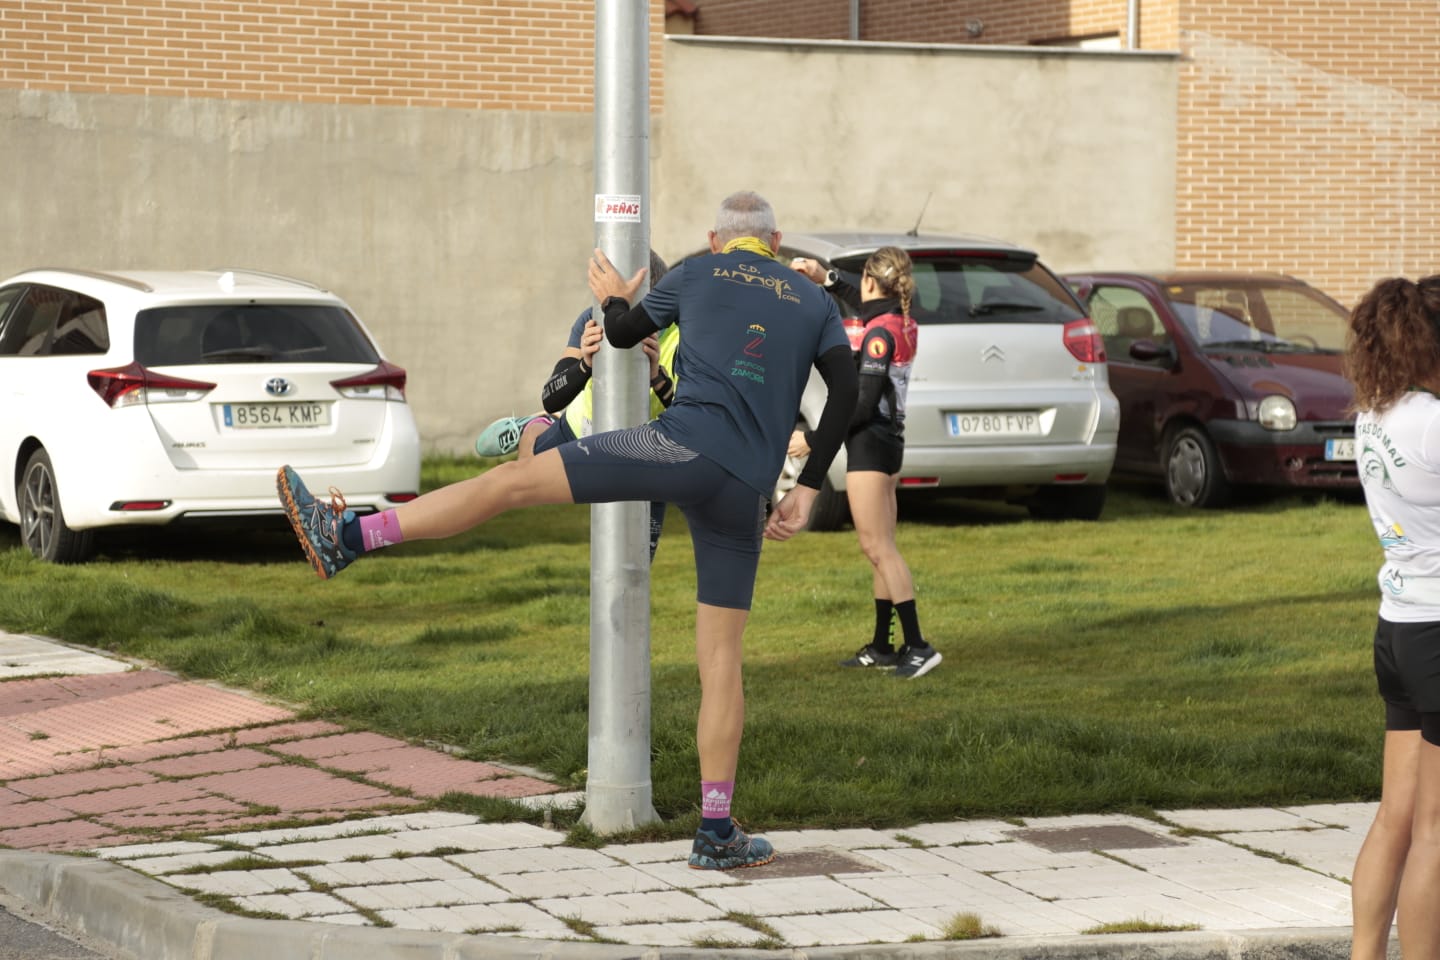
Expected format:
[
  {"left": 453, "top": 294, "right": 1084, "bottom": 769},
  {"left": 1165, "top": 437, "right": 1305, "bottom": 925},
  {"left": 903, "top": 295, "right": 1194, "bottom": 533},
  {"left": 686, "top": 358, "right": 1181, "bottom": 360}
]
[{"left": 0, "top": 850, "right": 1357, "bottom": 960}]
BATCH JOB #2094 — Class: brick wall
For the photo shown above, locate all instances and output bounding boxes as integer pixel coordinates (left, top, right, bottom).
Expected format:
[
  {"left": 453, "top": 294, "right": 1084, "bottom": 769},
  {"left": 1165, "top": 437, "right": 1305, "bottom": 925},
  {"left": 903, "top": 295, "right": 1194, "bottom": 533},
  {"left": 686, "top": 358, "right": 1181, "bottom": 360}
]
[
  {"left": 1176, "top": 0, "right": 1440, "bottom": 305},
  {"left": 0, "top": 0, "right": 665, "bottom": 110}
]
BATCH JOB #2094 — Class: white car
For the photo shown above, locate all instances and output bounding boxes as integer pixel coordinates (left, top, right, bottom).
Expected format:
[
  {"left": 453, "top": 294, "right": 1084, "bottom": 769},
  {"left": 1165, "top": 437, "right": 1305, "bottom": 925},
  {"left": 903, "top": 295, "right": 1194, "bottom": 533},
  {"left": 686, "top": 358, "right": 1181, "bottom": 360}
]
[
  {"left": 773, "top": 231, "right": 1120, "bottom": 527},
  {"left": 0, "top": 268, "right": 422, "bottom": 562}
]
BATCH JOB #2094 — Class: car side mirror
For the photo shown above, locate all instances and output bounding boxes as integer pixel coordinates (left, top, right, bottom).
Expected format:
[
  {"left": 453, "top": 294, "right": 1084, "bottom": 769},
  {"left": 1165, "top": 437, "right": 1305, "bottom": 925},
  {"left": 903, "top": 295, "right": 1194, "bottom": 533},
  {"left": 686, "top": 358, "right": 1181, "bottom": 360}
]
[{"left": 1129, "top": 338, "right": 1175, "bottom": 365}]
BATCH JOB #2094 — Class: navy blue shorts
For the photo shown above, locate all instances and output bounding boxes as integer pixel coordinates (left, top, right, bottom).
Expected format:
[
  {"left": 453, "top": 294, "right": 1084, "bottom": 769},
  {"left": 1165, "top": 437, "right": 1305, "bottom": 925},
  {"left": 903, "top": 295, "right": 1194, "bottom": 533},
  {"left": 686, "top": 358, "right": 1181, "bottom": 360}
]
[
  {"left": 1373, "top": 616, "right": 1440, "bottom": 745},
  {"left": 532, "top": 416, "right": 576, "bottom": 455},
  {"left": 557, "top": 424, "right": 764, "bottom": 609}
]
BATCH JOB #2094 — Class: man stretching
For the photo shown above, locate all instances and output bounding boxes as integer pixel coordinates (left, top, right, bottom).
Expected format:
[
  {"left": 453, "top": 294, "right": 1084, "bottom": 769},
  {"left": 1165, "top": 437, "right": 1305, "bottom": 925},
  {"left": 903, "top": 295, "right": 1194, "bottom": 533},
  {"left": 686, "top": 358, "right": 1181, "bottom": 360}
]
[{"left": 277, "top": 191, "right": 858, "bottom": 869}]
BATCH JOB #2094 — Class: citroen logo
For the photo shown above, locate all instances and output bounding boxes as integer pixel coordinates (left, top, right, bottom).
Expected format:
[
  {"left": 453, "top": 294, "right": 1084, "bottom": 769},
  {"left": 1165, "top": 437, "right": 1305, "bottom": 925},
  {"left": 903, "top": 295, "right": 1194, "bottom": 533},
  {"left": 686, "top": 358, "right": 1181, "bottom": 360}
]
[
  {"left": 265, "top": 377, "right": 294, "bottom": 397},
  {"left": 981, "top": 345, "right": 1006, "bottom": 363}
]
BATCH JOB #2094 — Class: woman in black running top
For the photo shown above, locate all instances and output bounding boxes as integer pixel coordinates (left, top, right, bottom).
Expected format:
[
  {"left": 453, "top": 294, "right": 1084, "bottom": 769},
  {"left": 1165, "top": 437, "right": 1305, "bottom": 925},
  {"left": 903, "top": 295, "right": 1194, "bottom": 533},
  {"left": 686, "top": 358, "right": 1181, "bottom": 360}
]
[{"left": 791, "top": 248, "right": 941, "bottom": 679}]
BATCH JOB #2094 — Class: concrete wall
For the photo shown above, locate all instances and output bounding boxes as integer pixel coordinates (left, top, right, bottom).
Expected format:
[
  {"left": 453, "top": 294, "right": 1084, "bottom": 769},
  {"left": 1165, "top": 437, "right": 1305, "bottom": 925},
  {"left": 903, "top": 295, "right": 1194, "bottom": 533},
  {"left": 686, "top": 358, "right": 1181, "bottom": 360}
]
[
  {"left": 0, "top": 37, "right": 1177, "bottom": 455},
  {"left": 654, "top": 37, "right": 1177, "bottom": 277},
  {"left": 0, "top": 89, "right": 598, "bottom": 454}
]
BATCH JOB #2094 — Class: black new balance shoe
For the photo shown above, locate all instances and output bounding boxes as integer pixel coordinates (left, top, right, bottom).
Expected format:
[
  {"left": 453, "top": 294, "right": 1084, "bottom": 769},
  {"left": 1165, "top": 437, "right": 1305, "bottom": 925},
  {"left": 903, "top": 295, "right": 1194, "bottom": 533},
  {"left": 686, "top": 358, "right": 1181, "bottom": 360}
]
[
  {"left": 894, "top": 644, "right": 942, "bottom": 679},
  {"left": 840, "top": 644, "right": 899, "bottom": 668}
]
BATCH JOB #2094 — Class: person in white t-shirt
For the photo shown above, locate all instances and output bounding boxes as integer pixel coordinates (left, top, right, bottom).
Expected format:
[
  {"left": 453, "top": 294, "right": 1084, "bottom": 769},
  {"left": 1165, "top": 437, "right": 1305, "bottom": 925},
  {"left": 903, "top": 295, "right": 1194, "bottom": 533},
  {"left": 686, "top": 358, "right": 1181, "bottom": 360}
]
[{"left": 1347, "top": 274, "right": 1440, "bottom": 960}]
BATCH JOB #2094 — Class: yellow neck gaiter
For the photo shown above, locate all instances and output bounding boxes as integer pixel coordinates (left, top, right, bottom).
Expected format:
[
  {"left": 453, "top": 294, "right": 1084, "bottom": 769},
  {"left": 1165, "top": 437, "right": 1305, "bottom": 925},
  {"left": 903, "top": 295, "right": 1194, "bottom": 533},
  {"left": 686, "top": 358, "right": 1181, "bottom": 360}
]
[{"left": 721, "top": 237, "right": 775, "bottom": 259}]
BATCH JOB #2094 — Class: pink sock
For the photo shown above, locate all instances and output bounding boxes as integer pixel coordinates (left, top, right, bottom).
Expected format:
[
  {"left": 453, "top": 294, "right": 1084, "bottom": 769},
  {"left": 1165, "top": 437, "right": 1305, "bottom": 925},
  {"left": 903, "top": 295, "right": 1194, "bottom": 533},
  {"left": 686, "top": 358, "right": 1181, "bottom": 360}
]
[
  {"left": 701, "top": 780, "right": 734, "bottom": 819},
  {"left": 358, "top": 509, "right": 405, "bottom": 552}
]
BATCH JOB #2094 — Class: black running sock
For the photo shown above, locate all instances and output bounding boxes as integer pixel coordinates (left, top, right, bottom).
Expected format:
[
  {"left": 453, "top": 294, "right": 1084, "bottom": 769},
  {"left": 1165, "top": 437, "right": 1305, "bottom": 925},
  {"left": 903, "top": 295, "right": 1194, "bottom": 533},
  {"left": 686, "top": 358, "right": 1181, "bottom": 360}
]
[
  {"left": 341, "top": 516, "right": 363, "bottom": 554},
  {"left": 895, "top": 599, "right": 926, "bottom": 649},
  {"left": 872, "top": 599, "right": 895, "bottom": 652},
  {"left": 701, "top": 816, "right": 733, "bottom": 839}
]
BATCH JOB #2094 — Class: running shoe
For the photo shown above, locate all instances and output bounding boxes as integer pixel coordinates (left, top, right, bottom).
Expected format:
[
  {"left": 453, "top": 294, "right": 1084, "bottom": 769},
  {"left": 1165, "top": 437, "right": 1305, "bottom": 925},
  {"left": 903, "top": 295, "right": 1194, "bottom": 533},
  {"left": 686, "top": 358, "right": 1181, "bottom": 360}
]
[
  {"left": 839, "top": 644, "right": 898, "bottom": 668},
  {"left": 276, "top": 465, "right": 357, "bottom": 580},
  {"left": 893, "top": 644, "right": 942, "bottom": 679},
  {"left": 475, "top": 415, "right": 534, "bottom": 457},
  {"left": 688, "top": 823, "right": 776, "bottom": 870}
]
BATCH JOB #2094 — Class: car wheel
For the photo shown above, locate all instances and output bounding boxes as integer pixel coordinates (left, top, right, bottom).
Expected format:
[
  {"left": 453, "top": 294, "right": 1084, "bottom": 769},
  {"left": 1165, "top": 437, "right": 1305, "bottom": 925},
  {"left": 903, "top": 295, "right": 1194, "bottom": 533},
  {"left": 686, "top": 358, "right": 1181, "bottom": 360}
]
[
  {"left": 1026, "top": 483, "right": 1107, "bottom": 521},
  {"left": 1164, "top": 426, "right": 1232, "bottom": 508},
  {"left": 19, "top": 449, "right": 95, "bottom": 563}
]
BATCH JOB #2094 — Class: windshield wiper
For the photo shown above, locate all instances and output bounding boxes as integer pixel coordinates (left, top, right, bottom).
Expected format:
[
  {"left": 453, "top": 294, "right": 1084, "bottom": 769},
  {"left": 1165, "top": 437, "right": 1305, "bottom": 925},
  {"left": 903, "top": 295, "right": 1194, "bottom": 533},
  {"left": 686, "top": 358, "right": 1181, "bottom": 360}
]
[
  {"left": 969, "top": 302, "right": 1044, "bottom": 316},
  {"left": 1203, "top": 339, "right": 1276, "bottom": 352}
]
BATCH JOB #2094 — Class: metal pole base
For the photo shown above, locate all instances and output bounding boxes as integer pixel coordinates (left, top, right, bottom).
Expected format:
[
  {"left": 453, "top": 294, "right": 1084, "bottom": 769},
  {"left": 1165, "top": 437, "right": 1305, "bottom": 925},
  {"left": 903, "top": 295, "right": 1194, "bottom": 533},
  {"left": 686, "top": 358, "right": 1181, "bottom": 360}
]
[{"left": 579, "top": 784, "right": 659, "bottom": 834}]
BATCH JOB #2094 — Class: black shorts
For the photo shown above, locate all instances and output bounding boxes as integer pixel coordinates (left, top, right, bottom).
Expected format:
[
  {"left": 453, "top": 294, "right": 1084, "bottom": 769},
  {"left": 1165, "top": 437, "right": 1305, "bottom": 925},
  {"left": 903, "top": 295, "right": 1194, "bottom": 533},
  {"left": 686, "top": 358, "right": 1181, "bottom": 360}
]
[
  {"left": 846, "top": 422, "right": 904, "bottom": 475},
  {"left": 557, "top": 424, "right": 764, "bottom": 610},
  {"left": 1373, "top": 616, "right": 1440, "bottom": 744}
]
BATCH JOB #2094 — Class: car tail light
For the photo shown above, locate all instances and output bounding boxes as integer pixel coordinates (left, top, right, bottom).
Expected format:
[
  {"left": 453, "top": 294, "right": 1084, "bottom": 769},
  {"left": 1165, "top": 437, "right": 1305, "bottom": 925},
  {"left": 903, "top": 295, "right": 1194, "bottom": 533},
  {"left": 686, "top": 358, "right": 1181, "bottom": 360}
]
[
  {"left": 87, "top": 362, "right": 216, "bottom": 408},
  {"left": 108, "top": 500, "right": 172, "bottom": 511},
  {"left": 1062, "top": 318, "right": 1106, "bottom": 364},
  {"left": 1052, "top": 473, "right": 1089, "bottom": 483},
  {"left": 386, "top": 492, "right": 419, "bottom": 503},
  {"left": 332, "top": 360, "right": 407, "bottom": 401},
  {"left": 899, "top": 477, "right": 940, "bottom": 488}
]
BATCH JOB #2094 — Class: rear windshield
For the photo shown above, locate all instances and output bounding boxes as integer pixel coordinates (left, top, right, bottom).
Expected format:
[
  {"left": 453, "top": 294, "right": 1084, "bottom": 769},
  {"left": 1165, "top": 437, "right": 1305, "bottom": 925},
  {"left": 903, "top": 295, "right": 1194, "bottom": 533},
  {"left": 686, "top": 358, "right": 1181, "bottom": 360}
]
[
  {"left": 134, "top": 303, "right": 380, "bottom": 366},
  {"left": 829, "top": 254, "right": 1084, "bottom": 326},
  {"left": 1164, "top": 282, "right": 1347, "bottom": 353}
]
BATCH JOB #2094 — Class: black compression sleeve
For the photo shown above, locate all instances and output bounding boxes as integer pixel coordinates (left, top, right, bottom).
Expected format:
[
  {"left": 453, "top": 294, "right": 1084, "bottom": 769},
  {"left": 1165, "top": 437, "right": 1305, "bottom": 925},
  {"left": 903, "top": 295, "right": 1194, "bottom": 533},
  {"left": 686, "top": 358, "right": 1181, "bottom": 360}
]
[
  {"left": 601, "top": 299, "right": 660, "bottom": 348},
  {"left": 540, "top": 356, "right": 591, "bottom": 414},
  {"left": 797, "top": 344, "right": 860, "bottom": 489}
]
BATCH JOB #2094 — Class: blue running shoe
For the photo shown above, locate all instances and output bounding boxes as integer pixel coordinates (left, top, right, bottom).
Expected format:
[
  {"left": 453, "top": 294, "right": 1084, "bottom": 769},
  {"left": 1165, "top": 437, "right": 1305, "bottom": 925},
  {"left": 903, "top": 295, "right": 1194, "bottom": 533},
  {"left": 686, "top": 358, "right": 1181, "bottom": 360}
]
[
  {"left": 276, "top": 465, "right": 357, "bottom": 580},
  {"left": 475, "top": 415, "right": 535, "bottom": 457},
  {"left": 687, "top": 823, "right": 776, "bottom": 870}
]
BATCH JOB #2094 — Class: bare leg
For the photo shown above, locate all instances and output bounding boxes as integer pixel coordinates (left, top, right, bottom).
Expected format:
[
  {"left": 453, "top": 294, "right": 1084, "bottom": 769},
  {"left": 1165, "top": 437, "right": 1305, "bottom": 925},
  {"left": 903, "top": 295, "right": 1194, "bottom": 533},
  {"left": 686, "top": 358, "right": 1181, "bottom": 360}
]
[
  {"left": 1352, "top": 729, "right": 1419, "bottom": 960},
  {"left": 516, "top": 416, "right": 552, "bottom": 460},
  {"left": 694, "top": 602, "right": 749, "bottom": 782},
  {"left": 846, "top": 470, "right": 913, "bottom": 603},
  {"left": 393, "top": 449, "right": 574, "bottom": 541},
  {"left": 1397, "top": 734, "right": 1440, "bottom": 959}
]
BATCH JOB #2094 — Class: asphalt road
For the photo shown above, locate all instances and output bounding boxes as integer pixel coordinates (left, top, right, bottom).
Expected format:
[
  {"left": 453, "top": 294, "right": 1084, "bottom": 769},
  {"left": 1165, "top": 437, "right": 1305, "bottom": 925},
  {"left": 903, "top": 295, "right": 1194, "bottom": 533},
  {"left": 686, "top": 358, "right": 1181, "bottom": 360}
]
[{"left": 0, "top": 894, "right": 116, "bottom": 960}]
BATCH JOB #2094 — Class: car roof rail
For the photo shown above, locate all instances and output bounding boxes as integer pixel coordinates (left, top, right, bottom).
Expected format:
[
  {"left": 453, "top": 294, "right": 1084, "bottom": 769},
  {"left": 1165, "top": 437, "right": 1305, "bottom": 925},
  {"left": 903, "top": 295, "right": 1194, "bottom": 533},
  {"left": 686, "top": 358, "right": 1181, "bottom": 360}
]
[
  {"left": 26, "top": 268, "right": 154, "bottom": 293},
  {"left": 209, "top": 268, "right": 327, "bottom": 291}
]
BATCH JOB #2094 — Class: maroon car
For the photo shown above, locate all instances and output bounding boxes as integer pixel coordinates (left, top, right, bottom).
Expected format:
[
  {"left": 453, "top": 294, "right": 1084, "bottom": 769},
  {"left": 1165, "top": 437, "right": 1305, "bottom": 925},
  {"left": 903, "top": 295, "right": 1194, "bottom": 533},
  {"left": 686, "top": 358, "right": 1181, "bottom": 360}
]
[{"left": 1062, "top": 271, "right": 1357, "bottom": 507}]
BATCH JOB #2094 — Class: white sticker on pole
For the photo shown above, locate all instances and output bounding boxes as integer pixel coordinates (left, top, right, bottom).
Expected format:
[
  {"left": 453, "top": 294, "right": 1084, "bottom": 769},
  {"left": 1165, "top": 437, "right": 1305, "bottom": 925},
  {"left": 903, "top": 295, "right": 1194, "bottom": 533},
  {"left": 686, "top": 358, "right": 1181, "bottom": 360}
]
[{"left": 595, "top": 194, "right": 642, "bottom": 222}]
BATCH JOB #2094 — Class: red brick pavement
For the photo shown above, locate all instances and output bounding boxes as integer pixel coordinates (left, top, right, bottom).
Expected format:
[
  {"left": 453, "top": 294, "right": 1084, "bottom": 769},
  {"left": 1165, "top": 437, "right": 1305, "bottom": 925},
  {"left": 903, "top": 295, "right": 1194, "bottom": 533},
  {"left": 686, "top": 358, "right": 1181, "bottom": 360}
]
[{"left": 0, "top": 670, "right": 561, "bottom": 852}]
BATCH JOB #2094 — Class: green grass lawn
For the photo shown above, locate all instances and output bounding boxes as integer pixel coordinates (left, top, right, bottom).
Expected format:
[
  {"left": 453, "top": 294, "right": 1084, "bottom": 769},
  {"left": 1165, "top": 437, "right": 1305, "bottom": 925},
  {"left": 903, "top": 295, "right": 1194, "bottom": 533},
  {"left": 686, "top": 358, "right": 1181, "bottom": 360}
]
[{"left": 0, "top": 459, "right": 1385, "bottom": 837}]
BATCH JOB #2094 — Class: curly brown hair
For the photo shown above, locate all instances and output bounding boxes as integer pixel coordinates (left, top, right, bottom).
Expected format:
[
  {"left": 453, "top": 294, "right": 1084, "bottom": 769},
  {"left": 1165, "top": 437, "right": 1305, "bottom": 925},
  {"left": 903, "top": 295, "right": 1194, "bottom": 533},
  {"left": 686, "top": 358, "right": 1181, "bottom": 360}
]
[
  {"left": 1345, "top": 275, "right": 1440, "bottom": 413},
  {"left": 864, "top": 246, "right": 915, "bottom": 317}
]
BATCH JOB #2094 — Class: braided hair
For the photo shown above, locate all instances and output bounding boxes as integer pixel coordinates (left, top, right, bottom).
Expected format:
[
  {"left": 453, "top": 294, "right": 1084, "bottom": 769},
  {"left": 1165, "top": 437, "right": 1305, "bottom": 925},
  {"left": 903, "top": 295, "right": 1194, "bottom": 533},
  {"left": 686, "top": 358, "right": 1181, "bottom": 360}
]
[{"left": 864, "top": 246, "right": 915, "bottom": 317}]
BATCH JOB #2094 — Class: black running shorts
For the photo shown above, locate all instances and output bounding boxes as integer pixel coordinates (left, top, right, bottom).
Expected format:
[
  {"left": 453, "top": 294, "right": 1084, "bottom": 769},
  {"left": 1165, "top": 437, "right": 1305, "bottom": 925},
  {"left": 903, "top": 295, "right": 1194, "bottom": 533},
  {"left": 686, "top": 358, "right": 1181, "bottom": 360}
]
[
  {"left": 846, "top": 422, "right": 904, "bottom": 475},
  {"left": 557, "top": 424, "right": 764, "bottom": 610},
  {"left": 1373, "top": 616, "right": 1440, "bottom": 745}
]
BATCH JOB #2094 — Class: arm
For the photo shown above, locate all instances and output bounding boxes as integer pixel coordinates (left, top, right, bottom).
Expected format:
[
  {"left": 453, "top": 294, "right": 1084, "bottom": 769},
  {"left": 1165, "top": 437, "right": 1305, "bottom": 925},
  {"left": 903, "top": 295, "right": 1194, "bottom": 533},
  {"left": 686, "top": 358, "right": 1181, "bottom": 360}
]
[
  {"left": 540, "top": 356, "right": 591, "bottom": 414},
  {"left": 767, "top": 344, "right": 859, "bottom": 541},
  {"left": 586, "top": 247, "right": 661, "bottom": 348},
  {"left": 796, "top": 344, "right": 861, "bottom": 489}
]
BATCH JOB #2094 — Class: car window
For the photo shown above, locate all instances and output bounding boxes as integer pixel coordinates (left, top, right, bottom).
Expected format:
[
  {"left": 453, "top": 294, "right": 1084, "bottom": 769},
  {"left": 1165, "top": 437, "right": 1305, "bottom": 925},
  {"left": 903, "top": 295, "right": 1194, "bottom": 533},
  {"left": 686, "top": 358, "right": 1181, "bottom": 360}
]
[
  {"left": 0, "top": 285, "right": 108, "bottom": 357},
  {"left": 134, "top": 303, "right": 381, "bottom": 365},
  {"left": 816, "top": 253, "right": 1083, "bottom": 327},
  {"left": 1086, "top": 285, "right": 1168, "bottom": 364},
  {"left": 1165, "top": 282, "right": 1344, "bottom": 354}
]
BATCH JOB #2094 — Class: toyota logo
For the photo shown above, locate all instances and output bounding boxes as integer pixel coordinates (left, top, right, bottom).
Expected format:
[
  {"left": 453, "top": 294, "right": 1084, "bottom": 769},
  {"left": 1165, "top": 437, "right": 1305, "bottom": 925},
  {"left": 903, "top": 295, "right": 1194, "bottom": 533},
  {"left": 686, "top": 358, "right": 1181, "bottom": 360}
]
[{"left": 265, "top": 377, "right": 294, "bottom": 397}]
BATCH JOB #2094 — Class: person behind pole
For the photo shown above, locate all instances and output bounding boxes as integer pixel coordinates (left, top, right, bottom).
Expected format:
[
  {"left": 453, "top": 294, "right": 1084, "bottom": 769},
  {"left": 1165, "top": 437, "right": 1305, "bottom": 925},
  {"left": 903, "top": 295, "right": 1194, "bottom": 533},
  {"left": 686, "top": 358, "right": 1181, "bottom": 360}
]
[
  {"left": 1344, "top": 274, "right": 1440, "bottom": 959},
  {"left": 789, "top": 249, "right": 942, "bottom": 679},
  {"left": 275, "top": 191, "right": 859, "bottom": 870},
  {"left": 474, "top": 251, "right": 675, "bottom": 560}
]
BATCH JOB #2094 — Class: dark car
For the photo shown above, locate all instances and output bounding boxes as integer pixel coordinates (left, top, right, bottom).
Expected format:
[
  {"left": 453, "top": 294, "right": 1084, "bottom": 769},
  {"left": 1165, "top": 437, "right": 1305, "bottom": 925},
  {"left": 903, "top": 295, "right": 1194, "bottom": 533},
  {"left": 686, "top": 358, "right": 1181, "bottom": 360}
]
[{"left": 1062, "top": 271, "right": 1357, "bottom": 507}]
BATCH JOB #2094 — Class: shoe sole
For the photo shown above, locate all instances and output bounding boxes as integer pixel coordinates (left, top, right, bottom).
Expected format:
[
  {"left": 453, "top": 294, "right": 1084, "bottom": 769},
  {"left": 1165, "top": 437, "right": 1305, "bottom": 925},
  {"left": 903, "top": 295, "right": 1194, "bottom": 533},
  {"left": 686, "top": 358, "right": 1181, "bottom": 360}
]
[
  {"left": 276, "top": 467, "right": 331, "bottom": 581},
  {"left": 897, "top": 651, "right": 942, "bottom": 679},
  {"left": 687, "top": 850, "right": 776, "bottom": 871}
]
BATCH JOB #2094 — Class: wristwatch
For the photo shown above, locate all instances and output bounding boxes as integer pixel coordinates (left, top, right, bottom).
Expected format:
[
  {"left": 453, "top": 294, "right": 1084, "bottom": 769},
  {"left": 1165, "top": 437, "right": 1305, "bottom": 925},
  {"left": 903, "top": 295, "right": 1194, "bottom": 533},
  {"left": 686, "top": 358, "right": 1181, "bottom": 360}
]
[{"left": 823, "top": 269, "right": 840, "bottom": 288}]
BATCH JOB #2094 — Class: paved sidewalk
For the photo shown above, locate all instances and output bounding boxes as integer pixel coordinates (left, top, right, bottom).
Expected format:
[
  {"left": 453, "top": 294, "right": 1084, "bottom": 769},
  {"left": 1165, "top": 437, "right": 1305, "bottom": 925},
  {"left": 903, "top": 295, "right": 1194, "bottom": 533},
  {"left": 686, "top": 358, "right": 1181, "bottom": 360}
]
[{"left": 0, "top": 631, "right": 1370, "bottom": 959}]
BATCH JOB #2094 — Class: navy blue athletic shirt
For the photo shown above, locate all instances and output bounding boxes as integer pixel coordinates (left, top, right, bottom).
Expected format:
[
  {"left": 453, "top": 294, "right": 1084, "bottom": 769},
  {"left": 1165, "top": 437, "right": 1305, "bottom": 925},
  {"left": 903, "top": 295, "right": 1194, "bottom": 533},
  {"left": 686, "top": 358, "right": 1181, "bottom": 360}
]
[{"left": 638, "top": 251, "right": 849, "bottom": 495}]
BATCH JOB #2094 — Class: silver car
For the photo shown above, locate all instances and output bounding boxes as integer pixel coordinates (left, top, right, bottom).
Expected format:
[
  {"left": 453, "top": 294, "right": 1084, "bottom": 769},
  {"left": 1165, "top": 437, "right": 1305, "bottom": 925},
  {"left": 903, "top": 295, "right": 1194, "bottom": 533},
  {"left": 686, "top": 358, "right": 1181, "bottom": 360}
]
[{"left": 774, "top": 231, "right": 1119, "bottom": 528}]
